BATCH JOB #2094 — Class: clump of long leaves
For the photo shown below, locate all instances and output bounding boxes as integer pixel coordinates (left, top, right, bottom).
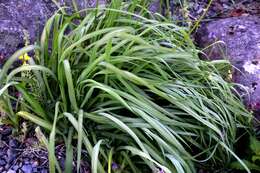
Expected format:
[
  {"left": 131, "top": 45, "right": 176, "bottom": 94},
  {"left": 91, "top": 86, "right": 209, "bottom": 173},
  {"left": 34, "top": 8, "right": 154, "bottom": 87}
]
[{"left": 0, "top": 1, "right": 253, "bottom": 173}]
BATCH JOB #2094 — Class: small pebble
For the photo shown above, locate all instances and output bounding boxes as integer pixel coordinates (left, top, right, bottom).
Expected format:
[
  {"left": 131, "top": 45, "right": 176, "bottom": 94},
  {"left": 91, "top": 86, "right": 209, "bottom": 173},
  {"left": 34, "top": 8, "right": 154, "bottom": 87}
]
[
  {"left": 40, "top": 169, "right": 48, "bottom": 173},
  {"left": 19, "top": 162, "right": 23, "bottom": 167},
  {"left": 0, "top": 159, "right": 7, "bottom": 166},
  {"left": 0, "top": 167, "right": 4, "bottom": 172},
  {"left": 21, "top": 164, "right": 33, "bottom": 173},
  {"left": 7, "top": 149, "right": 17, "bottom": 163},
  {"left": 32, "top": 160, "right": 39, "bottom": 167},
  {"left": 24, "top": 160, "right": 30, "bottom": 165},
  {"left": 0, "top": 126, "right": 12, "bottom": 136},
  {"left": 0, "top": 151, "right": 5, "bottom": 157},
  {"left": 12, "top": 165, "right": 19, "bottom": 171},
  {"left": 6, "top": 170, "right": 16, "bottom": 173},
  {"left": 32, "top": 167, "right": 38, "bottom": 172},
  {"left": 9, "top": 139, "right": 19, "bottom": 148}
]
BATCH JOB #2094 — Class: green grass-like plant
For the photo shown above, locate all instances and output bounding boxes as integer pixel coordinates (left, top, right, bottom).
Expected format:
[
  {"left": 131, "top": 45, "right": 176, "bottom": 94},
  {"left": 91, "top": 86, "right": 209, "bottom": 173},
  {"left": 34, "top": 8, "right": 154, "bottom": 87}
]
[{"left": 0, "top": 1, "right": 253, "bottom": 172}]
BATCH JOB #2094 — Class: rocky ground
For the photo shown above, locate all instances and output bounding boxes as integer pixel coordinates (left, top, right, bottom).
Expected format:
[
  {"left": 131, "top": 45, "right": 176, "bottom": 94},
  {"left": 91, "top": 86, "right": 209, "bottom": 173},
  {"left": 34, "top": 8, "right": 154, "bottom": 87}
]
[
  {"left": 0, "top": 125, "right": 90, "bottom": 173},
  {"left": 0, "top": 125, "right": 50, "bottom": 173}
]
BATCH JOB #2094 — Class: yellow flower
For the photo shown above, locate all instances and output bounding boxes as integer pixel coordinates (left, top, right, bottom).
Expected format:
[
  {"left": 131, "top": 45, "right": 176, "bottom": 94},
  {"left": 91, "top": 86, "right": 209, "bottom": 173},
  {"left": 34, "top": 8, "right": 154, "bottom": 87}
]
[{"left": 18, "top": 53, "right": 31, "bottom": 65}]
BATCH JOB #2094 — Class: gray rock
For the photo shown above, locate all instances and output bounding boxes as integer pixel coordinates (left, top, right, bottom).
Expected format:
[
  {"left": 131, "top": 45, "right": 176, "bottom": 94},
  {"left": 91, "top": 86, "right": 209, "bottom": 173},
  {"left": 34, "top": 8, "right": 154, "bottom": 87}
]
[
  {"left": 0, "top": 0, "right": 164, "bottom": 61},
  {"left": 0, "top": 0, "right": 117, "bottom": 59},
  {"left": 0, "top": 0, "right": 54, "bottom": 59},
  {"left": 196, "top": 16, "right": 260, "bottom": 114}
]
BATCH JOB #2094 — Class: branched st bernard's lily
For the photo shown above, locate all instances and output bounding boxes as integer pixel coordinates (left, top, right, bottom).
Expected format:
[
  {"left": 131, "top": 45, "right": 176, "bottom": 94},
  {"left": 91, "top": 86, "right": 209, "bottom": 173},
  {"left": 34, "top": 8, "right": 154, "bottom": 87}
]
[{"left": 0, "top": 1, "right": 253, "bottom": 173}]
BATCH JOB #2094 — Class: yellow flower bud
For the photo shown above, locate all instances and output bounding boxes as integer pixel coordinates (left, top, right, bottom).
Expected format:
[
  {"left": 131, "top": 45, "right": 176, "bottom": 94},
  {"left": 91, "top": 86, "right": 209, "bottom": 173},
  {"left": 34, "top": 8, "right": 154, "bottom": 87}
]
[{"left": 18, "top": 53, "right": 31, "bottom": 65}]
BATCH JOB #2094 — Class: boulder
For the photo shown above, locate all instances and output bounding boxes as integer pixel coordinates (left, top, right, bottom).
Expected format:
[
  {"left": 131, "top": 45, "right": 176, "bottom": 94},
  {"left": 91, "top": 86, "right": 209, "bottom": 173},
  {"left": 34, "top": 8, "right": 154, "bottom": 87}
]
[
  {"left": 196, "top": 16, "right": 260, "bottom": 115},
  {"left": 0, "top": 0, "right": 55, "bottom": 60},
  {"left": 0, "top": 0, "right": 162, "bottom": 62},
  {"left": 0, "top": 0, "right": 110, "bottom": 60}
]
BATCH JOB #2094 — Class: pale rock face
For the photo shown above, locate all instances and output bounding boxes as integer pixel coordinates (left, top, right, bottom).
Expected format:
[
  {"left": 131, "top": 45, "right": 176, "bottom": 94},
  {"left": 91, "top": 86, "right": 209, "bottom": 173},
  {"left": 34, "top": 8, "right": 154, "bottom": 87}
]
[{"left": 243, "top": 61, "right": 260, "bottom": 74}]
